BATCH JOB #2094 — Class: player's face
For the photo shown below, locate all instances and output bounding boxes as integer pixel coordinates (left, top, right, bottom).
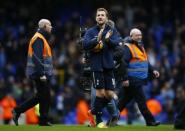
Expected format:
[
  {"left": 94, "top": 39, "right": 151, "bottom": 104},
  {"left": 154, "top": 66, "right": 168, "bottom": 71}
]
[
  {"left": 132, "top": 33, "right": 142, "bottom": 42},
  {"left": 96, "top": 11, "right": 108, "bottom": 26}
]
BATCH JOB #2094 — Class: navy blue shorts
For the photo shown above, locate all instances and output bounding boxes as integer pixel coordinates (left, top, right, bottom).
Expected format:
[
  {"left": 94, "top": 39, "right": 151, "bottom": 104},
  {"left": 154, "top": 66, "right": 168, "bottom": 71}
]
[{"left": 92, "top": 69, "right": 115, "bottom": 90}]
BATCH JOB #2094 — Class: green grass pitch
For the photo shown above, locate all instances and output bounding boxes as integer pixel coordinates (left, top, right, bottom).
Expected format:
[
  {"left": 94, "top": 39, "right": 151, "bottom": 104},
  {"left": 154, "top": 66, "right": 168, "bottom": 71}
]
[{"left": 0, "top": 125, "right": 176, "bottom": 131}]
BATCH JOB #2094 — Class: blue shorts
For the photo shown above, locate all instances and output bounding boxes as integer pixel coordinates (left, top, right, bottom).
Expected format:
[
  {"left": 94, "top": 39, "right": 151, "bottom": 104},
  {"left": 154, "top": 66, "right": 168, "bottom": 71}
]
[{"left": 92, "top": 69, "right": 115, "bottom": 90}]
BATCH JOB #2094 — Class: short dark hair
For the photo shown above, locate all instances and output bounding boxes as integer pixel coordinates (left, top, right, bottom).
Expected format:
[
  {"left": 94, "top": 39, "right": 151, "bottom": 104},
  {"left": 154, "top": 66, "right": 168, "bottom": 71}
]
[{"left": 96, "top": 8, "right": 109, "bottom": 18}]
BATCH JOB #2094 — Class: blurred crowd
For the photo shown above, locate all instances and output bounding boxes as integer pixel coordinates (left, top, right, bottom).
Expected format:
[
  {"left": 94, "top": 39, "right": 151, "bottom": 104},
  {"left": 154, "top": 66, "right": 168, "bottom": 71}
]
[{"left": 0, "top": 0, "right": 185, "bottom": 125}]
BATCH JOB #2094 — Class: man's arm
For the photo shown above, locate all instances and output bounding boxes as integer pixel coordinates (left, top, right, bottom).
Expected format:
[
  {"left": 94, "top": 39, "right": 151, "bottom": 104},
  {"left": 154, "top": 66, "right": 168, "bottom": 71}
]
[
  {"left": 83, "top": 29, "right": 99, "bottom": 50},
  {"left": 122, "top": 45, "right": 132, "bottom": 81}
]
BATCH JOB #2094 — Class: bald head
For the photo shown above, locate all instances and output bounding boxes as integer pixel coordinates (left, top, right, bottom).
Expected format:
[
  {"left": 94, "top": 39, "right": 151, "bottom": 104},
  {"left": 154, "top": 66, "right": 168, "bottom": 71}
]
[
  {"left": 130, "top": 28, "right": 142, "bottom": 36},
  {"left": 38, "top": 19, "right": 50, "bottom": 28},
  {"left": 130, "top": 28, "right": 142, "bottom": 43},
  {"left": 38, "top": 19, "right": 52, "bottom": 33}
]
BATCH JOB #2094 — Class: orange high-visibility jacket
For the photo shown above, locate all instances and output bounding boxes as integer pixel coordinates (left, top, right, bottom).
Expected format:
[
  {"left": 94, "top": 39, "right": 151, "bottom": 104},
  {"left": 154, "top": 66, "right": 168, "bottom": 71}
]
[
  {"left": 125, "top": 43, "right": 148, "bottom": 79},
  {"left": 26, "top": 32, "right": 53, "bottom": 77}
]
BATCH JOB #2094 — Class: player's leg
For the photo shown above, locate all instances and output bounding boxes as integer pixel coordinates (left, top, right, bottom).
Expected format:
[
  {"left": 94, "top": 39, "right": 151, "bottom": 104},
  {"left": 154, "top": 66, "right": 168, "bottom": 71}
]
[
  {"left": 88, "top": 71, "right": 107, "bottom": 127},
  {"left": 104, "top": 69, "right": 119, "bottom": 126},
  {"left": 90, "top": 83, "right": 103, "bottom": 127}
]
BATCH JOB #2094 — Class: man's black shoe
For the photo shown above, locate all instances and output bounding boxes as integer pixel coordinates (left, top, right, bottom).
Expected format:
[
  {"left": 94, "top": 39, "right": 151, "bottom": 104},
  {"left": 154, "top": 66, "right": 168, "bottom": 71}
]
[
  {"left": 146, "top": 121, "right": 160, "bottom": 126},
  {"left": 12, "top": 109, "right": 20, "bottom": 126},
  {"left": 174, "top": 125, "right": 185, "bottom": 129},
  {"left": 106, "top": 119, "right": 111, "bottom": 126},
  {"left": 106, "top": 116, "right": 119, "bottom": 127},
  {"left": 39, "top": 122, "right": 52, "bottom": 126}
]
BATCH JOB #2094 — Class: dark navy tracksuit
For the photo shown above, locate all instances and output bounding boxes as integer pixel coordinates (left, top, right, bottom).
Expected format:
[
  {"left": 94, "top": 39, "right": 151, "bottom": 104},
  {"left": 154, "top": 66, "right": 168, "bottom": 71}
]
[
  {"left": 83, "top": 24, "right": 121, "bottom": 124},
  {"left": 83, "top": 24, "right": 121, "bottom": 90}
]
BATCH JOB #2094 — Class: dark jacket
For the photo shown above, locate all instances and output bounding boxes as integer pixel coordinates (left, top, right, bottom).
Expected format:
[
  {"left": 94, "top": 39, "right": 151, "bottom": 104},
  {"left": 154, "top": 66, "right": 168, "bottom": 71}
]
[
  {"left": 122, "top": 36, "right": 155, "bottom": 86},
  {"left": 26, "top": 29, "right": 53, "bottom": 78},
  {"left": 83, "top": 24, "right": 122, "bottom": 71}
]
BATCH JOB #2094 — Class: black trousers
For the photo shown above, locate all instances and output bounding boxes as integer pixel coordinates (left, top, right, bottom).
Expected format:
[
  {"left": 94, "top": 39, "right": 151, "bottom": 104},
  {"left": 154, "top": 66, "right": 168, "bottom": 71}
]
[
  {"left": 15, "top": 78, "right": 51, "bottom": 123},
  {"left": 175, "top": 101, "right": 185, "bottom": 126},
  {"left": 116, "top": 81, "right": 136, "bottom": 124},
  {"left": 118, "top": 84, "right": 155, "bottom": 124}
]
